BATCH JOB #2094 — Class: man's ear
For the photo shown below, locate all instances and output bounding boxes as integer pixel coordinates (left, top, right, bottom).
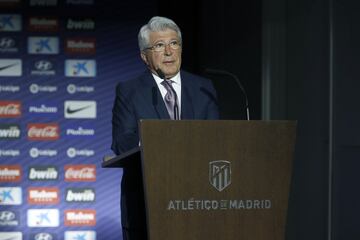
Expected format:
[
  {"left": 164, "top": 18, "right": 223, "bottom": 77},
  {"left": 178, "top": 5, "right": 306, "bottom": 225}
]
[{"left": 140, "top": 51, "right": 148, "bottom": 65}]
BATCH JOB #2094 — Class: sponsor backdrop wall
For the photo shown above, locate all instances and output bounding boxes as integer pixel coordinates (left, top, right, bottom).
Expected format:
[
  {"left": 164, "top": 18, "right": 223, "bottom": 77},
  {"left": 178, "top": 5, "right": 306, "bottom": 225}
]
[{"left": 0, "top": 1, "right": 156, "bottom": 239}]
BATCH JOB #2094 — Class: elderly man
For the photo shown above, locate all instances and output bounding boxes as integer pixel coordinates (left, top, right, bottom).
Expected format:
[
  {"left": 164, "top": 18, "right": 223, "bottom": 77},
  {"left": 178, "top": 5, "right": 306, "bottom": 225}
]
[{"left": 111, "top": 16, "right": 219, "bottom": 240}]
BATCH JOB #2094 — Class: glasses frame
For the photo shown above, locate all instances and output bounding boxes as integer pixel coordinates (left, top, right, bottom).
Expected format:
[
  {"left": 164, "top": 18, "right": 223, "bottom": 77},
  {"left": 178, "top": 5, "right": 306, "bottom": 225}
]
[{"left": 145, "top": 40, "right": 182, "bottom": 52}]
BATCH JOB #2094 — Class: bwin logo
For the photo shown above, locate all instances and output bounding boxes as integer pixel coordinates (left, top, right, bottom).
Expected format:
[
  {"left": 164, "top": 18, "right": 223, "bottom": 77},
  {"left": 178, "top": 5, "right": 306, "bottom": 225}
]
[
  {"left": 0, "top": 210, "right": 15, "bottom": 221},
  {"left": 35, "top": 60, "right": 53, "bottom": 71},
  {"left": 34, "top": 232, "right": 54, "bottom": 240},
  {"left": 0, "top": 37, "right": 15, "bottom": 48}
]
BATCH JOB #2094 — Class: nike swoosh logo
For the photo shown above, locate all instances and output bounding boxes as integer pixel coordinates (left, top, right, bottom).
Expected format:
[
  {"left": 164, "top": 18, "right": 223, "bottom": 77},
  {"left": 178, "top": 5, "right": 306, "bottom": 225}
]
[
  {"left": 0, "top": 63, "right": 19, "bottom": 72},
  {"left": 66, "top": 105, "right": 92, "bottom": 114}
]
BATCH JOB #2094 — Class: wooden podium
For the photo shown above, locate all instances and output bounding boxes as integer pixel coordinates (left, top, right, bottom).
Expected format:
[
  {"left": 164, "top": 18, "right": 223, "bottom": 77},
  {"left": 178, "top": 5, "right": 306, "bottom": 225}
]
[{"left": 102, "top": 120, "right": 296, "bottom": 240}]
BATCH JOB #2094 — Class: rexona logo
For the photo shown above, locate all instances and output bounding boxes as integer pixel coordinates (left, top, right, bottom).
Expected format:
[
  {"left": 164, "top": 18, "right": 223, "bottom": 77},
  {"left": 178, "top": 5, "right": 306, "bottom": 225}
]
[
  {"left": 29, "top": 103, "right": 58, "bottom": 115},
  {"left": 0, "top": 165, "right": 21, "bottom": 182},
  {"left": 27, "top": 123, "right": 59, "bottom": 141},
  {"left": 65, "top": 38, "right": 96, "bottom": 55},
  {"left": 0, "top": 210, "right": 19, "bottom": 226},
  {"left": 65, "top": 231, "right": 96, "bottom": 240},
  {"left": 0, "top": 187, "right": 22, "bottom": 205},
  {"left": 28, "top": 37, "right": 59, "bottom": 54},
  {"left": 27, "top": 209, "right": 59, "bottom": 227},
  {"left": 31, "top": 233, "right": 56, "bottom": 240},
  {"left": 30, "top": 0, "right": 57, "bottom": 6},
  {"left": 66, "top": 126, "right": 95, "bottom": 137},
  {"left": 66, "top": 18, "right": 95, "bottom": 31},
  {"left": 0, "top": 124, "right": 20, "bottom": 139},
  {"left": 0, "top": 36, "right": 19, "bottom": 53},
  {"left": 65, "top": 59, "right": 96, "bottom": 77},
  {"left": 64, "top": 101, "right": 96, "bottom": 119},
  {"left": 64, "top": 165, "right": 96, "bottom": 182},
  {"left": 28, "top": 187, "right": 59, "bottom": 205},
  {"left": 28, "top": 166, "right": 59, "bottom": 181},
  {"left": 66, "top": 188, "right": 95, "bottom": 203},
  {"left": 64, "top": 209, "right": 96, "bottom": 226},
  {"left": 0, "top": 14, "right": 22, "bottom": 32},
  {"left": 28, "top": 17, "right": 58, "bottom": 32},
  {"left": 0, "top": 232, "right": 22, "bottom": 240},
  {"left": 0, "top": 59, "right": 22, "bottom": 76},
  {"left": 0, "top": 101, "right": 21, "bottom": 118}
]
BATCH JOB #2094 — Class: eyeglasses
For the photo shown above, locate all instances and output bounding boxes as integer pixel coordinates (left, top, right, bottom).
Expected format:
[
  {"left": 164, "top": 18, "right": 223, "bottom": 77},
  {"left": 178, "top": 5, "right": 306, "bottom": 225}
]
[{"left": 145, "top": 40, "right": 181, "bottom": 52}]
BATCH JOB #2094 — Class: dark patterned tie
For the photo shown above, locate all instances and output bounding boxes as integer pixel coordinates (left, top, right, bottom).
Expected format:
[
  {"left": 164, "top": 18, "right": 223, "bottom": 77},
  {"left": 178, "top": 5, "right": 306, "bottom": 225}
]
[{"left": 161, "top": 80, "right": 180, "bottom": 120}]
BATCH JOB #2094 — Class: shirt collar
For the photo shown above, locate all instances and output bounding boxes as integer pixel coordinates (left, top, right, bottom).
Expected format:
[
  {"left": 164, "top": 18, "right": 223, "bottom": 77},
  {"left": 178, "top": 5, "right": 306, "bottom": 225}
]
[{"left": 152, "top": 71, "right": 181, "bottom": 86}]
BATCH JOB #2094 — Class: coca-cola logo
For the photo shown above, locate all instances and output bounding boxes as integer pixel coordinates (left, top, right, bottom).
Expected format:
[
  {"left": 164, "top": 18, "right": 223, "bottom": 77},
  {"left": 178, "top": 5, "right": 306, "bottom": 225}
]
[
  {"left": 27, "top": 123, "right": 59, "bottom": 140},
  {"left": 64, "top": 165, "right": 96, "bottom": 182},
  {"left": 0, "top": 101, "right": 21, "bottom": 117}
]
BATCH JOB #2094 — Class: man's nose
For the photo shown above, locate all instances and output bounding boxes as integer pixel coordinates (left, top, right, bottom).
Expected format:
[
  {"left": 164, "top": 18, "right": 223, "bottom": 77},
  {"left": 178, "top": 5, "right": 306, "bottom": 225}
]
[{"left": 164, "top": 44, "right": 173, "bottom": 55}]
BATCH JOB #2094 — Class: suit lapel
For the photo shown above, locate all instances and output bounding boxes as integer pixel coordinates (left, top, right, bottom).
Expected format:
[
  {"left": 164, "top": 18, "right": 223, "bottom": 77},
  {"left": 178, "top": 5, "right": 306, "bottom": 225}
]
[{"left": 139, "top": 71, "right": 170, "bottom": 119}]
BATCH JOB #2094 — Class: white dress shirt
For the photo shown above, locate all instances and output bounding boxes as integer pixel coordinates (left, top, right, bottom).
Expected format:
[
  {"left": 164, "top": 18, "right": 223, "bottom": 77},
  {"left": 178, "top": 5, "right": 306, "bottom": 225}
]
[{"left": 152, "top": 71, "right": 182, "bottom": 117}]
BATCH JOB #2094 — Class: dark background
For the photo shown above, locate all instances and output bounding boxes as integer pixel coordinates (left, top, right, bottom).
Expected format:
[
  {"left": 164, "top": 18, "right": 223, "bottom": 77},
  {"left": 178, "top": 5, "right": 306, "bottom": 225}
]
[{"left": 156, "top": 0, "right": 360, "bottom": 239}]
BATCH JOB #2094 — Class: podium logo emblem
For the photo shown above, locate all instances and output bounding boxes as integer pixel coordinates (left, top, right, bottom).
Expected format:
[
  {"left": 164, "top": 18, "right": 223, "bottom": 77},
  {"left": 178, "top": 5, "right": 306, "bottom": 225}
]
[{"left": 209, "top": 160, "right": 231, "bottom": 192}]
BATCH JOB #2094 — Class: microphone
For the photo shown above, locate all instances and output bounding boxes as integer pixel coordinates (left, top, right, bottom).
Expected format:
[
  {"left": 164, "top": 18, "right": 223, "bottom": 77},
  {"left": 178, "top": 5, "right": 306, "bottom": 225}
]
[
  {"left": 204, "top": 68, "right": 250, "bottom": 120},
  {"left": 155, "top": 68, "right": 166, "bottom": 80},
  {"left": 155, "top": 68, "right": 180, "bottom": 120}
]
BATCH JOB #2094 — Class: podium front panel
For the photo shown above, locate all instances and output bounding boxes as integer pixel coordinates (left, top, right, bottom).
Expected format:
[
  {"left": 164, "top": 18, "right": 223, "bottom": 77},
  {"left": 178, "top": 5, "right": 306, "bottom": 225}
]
[{"left": 139, "top": 120, "right": 296, "bottom": 240}]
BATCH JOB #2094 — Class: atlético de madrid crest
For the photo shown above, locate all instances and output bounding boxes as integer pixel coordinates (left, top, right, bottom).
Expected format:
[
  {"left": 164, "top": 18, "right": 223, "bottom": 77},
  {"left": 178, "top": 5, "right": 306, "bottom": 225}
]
[{"left": 209, "top": 160, "right": 231, "bottom": 192}]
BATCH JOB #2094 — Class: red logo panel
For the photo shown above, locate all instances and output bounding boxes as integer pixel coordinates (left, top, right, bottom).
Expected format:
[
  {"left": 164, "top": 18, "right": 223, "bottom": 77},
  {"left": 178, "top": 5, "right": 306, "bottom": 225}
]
[
  {"left": 28, "top": 16, "right": 59, "bottom": 32},
  {"left": 64, "top": 209, "right": 96, "bottom": 226},
  {"left": 64, "top": 165, "right": 96, "bottom": 182},
  {"left": 27, "top": 123, "right": 60, "bottom": 141},
  {"left": 28, "top": 187, "right": 59, "bottom": 204},
  {"left": 0, "top": 165, "right": 21, "bottom": 182},
  {"left": 0, "top": 101, "right": 21, "bottom": 118},
  {"left": 65, "top": 38, "right": 96, "bottom": 54}
]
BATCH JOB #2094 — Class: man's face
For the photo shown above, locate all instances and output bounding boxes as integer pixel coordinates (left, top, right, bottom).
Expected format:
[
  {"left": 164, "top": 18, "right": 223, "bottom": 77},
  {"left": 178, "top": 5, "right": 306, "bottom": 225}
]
[{"left": 141, "top": 29, "right": 182, "bottom": 79}]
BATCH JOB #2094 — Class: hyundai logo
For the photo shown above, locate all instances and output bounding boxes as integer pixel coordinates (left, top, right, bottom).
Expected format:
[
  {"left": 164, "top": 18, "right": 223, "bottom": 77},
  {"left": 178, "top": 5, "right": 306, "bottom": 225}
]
[
  {"left": 0, "top": 210, "right": 15, "bottom": 221},
  {"left": 34, "top": 233, "right": 53, "bottom": 240},
  {"left": 35, "top": 60, "right": 53, "bottom": 71},
  {"left": 0, "top": 37, "right": 15, "bottom": 48}
]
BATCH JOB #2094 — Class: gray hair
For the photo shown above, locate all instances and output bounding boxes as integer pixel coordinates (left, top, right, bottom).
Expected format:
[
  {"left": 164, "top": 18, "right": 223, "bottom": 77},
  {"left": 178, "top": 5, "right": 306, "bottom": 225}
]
[{"left": 138, "top": 16, "right": 182, "bottom": 51}]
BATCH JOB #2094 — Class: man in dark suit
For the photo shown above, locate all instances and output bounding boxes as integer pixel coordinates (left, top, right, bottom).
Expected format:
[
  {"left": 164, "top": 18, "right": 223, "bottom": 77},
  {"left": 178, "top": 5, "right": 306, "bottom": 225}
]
[{"left": 111, "top": 16, "right": 219, "bottom": 240}]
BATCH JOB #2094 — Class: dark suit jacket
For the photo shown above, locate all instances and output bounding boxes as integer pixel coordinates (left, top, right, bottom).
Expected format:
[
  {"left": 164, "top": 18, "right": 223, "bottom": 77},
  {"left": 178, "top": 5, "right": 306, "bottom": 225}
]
[{"left": 111, "top": 69, "right": 219, "bottom": 229}]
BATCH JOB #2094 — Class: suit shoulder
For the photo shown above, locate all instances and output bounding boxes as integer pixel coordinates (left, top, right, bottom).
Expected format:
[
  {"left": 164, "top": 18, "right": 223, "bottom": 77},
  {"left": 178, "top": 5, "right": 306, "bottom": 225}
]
[
  {"left": 181, "top": 70, "right": 213, "bottom": 87},
  {"left": 115, "top": 72, "right": 147, "bottom": 94}
]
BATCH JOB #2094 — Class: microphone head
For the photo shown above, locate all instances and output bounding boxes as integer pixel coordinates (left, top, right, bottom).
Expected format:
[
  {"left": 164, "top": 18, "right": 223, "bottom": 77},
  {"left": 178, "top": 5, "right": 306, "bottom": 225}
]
[{"left": 155, "top": 68, "right": 166, "bottom": 79}]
